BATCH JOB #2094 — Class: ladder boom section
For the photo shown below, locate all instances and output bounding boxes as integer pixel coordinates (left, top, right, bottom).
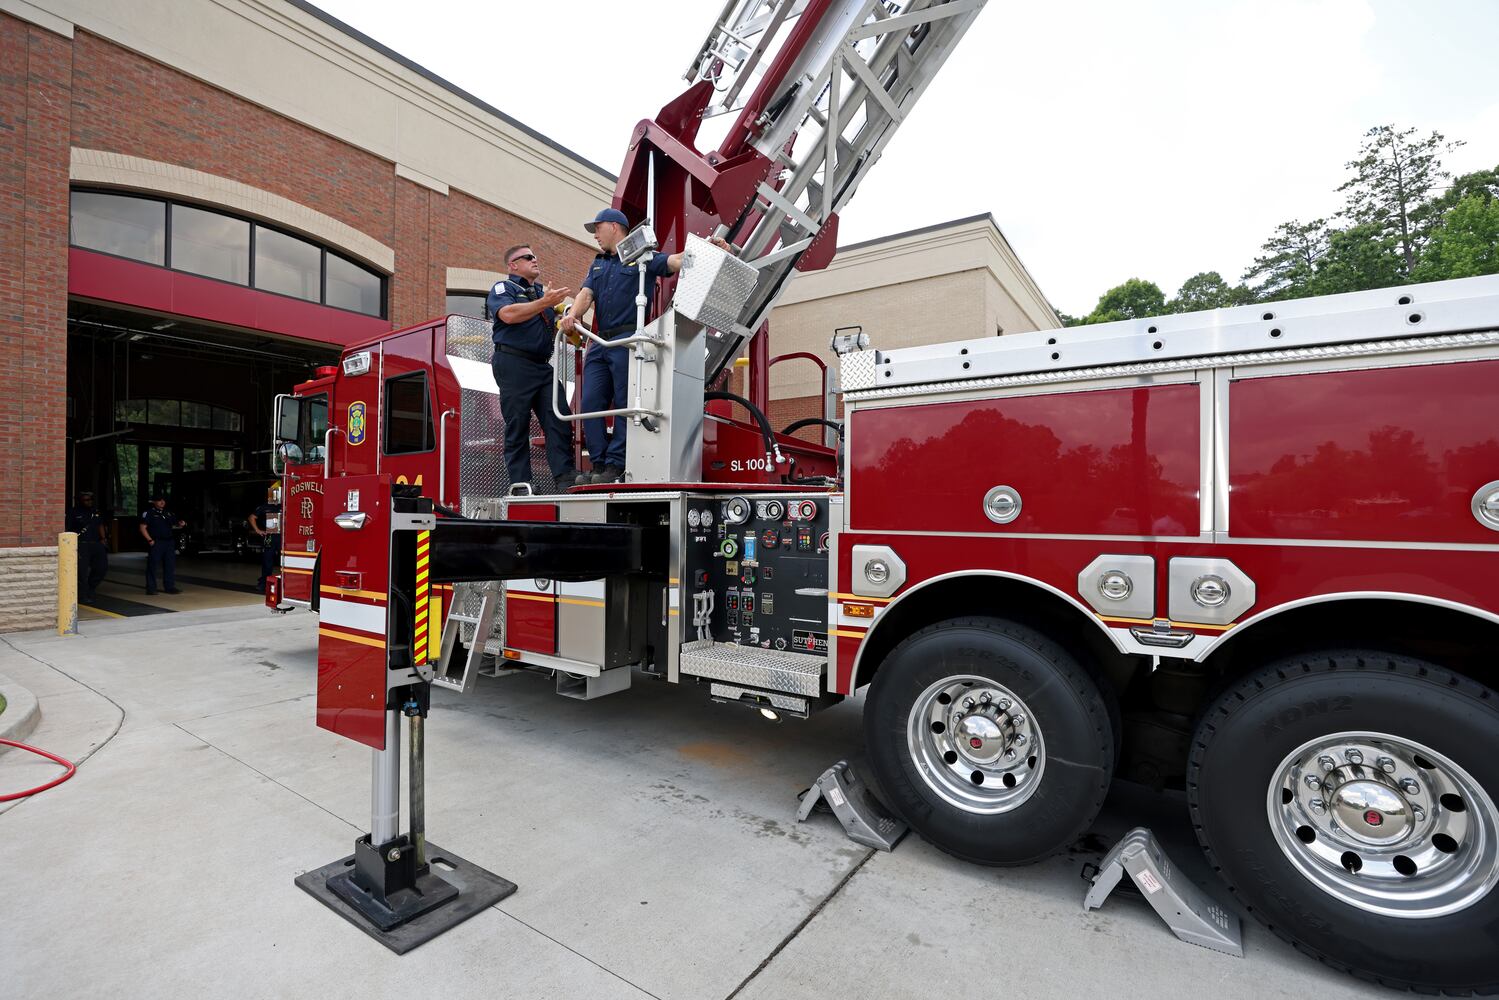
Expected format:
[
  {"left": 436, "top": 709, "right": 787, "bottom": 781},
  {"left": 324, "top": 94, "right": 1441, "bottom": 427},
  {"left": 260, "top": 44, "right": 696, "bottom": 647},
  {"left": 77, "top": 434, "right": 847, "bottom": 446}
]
[{"left": 641, "top": 0, "right": 988, "bottom": 386}]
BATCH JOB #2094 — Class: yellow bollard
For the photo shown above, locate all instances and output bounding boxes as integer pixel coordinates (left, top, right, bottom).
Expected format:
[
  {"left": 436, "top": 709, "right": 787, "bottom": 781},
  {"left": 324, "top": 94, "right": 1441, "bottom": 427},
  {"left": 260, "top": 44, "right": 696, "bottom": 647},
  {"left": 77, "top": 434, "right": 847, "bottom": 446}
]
[{"left": 57, "top": 532, "right": 78, "bottom": 636}]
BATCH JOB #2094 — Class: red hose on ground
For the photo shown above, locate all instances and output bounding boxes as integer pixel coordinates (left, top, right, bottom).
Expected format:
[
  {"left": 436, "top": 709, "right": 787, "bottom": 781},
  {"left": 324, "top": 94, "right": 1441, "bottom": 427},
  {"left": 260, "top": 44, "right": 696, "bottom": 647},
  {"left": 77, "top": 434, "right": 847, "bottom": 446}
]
[{"left": 0, "top": 739, "right": 78, "bottom": 801}]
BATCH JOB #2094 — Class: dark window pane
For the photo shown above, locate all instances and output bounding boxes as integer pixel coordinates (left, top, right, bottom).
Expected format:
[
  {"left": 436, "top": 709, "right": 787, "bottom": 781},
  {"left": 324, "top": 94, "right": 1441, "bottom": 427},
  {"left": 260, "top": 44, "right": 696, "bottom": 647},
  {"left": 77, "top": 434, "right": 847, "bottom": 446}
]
[
  {"left": 148, "top": 445, "right": 173, "bottom": 499},
  {"left": 148, "top": 399, "right": 180, "bottom": 425},
  {"left": 212, "top": 407, "right": 232, "bottom": 430},
  {"left": 117, "top": 399, "right": 147, "bottom": 423},
  {"left": 171, "top": 205, "right": 249, "bottom": 284},
  {"left": 326, "top": 254, "right": 383, "bottom": 316},
  {"left": 213, "top": 450, "right": 236, "bottom": 471},
  {"left": 116, "top": 443, "right": 140, "bottom": 515},
  {"left": 229, "top": 412, "right": 242, "bottom": 432},
  {"left": 255, "top": 227, "right": 321, "bottom": 301},
  {"left": 182, "top": 448, "right": 205, "bottom": 472},
  {"left": 445, "top": 292, "right": 487, "bottom": 320},
  {"left": 70, "top": 191, "right": 165, "bottom": 264},
  {"left": 182, "top": 401, "right": 212, "bottom": 428},
  {"left": 305, "top": 395, "right": 329, "bottom": 463},
  {"left": 384, "top": 373, "right": 432, "bottom": 454}
]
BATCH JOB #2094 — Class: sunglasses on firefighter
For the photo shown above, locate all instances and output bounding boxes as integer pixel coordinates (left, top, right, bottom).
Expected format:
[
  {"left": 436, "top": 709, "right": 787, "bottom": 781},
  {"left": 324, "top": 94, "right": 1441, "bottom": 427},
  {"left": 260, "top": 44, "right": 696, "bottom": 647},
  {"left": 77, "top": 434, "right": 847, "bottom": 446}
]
[{"left": 509, "top": 253, "right": 537, "bottom": 263}]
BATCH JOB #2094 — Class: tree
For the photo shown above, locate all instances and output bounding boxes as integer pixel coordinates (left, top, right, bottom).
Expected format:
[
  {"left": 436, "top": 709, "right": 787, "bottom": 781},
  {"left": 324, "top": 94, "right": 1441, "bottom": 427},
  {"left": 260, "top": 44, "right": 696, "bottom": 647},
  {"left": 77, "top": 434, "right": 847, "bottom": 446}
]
[
  {"left": 1080, "top": 278, "right": 1166, "bottom": 325},
  {"left": 1338, "top": 125, "right": 1462, "bottom": 276},
  {"left": 1413, "top": 194, "right": 1499, "bottom": 281},
  {"left": 1243, "top": 219, "right": 1330, "bottom": 300},
  {"left": 1310, "top": 222, "right": 1404, "bottom": 295},
  {"left": 1166, "top": 271, "right": 1254, "bottom": 313},
  {"left": 1426, "top": 164, "right": 1498, "bottom": 216}
]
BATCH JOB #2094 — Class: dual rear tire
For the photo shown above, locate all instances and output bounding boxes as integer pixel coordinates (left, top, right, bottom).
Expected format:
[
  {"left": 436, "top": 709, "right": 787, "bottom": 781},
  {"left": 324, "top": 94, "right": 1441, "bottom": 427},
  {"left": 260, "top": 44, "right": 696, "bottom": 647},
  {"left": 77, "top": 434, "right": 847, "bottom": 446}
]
[{"left": 864, "top": 622, "right": 1499, "bottom": 993}]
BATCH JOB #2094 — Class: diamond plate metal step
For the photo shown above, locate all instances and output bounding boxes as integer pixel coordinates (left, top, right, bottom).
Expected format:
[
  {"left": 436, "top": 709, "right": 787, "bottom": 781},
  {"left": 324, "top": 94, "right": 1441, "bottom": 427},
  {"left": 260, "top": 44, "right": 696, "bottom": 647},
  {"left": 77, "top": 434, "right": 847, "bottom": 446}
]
[{"left": 680, "top": 640, "right": 824, "bottom": 696}]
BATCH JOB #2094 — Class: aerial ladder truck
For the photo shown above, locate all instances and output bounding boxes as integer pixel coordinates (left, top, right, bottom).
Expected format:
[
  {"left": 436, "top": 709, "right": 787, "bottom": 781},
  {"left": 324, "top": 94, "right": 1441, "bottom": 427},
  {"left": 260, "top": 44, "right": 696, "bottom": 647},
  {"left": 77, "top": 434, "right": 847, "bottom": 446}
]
[{"left": 290, "top": 2, "right": 1499, "bottom": 991}]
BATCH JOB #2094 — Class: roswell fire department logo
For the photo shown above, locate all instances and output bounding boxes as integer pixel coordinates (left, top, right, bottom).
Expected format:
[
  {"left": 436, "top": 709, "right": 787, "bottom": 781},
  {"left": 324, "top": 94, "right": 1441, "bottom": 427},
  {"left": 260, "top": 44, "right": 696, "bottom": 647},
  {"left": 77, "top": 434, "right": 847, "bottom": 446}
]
[
  {"left": 347, "top": 401, "right": 367, "bottom": 445},
  {"left": 300, "top": 497, "right": 315, "bottom": 518}
]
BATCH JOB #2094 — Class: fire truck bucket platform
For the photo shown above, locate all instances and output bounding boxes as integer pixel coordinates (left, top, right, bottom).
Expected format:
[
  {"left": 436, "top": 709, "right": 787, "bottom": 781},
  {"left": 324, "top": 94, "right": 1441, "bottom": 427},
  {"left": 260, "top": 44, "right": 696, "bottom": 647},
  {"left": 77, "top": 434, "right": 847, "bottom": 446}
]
[
  {"left": 1083, "top": 827, "right": 1243, "bottom": 957},
  {"left": 296, "top": 841, "right": 516, "bottom": 954},
  {"left": 796, "top": 759, "right": 908, "bottom": 852}
]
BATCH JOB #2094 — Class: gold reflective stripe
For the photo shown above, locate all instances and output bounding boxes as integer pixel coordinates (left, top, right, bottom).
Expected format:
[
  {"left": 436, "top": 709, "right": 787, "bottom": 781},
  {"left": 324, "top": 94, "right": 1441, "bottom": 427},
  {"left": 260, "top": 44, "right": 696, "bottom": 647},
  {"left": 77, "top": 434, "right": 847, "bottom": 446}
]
[{"left": 319, "top": 627, "right": 386, "bottom": 649}]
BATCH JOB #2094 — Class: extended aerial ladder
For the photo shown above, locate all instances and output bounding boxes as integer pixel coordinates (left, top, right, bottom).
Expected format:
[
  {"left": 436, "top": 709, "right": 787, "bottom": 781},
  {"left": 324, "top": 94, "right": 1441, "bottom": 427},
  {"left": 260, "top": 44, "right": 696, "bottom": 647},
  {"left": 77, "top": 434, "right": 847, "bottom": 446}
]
[{"left": 299, "top": 0, "right": 990, "bottom": 950}]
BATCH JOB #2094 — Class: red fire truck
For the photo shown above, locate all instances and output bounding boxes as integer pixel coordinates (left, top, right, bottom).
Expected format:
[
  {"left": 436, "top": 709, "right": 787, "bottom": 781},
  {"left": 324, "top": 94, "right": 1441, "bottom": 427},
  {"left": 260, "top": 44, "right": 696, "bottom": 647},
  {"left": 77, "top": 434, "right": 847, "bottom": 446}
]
[{"left": 286, "top": 2, "right": 1499, "bottom": 991}]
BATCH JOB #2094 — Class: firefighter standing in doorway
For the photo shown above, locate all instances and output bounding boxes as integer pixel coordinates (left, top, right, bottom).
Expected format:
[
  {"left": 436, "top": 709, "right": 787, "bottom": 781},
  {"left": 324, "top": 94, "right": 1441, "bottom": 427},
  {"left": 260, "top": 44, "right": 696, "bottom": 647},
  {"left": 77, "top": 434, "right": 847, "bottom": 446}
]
[
  {"left": 66, "top": 490, "right": 108, "bottom": 603},
  {"left": 140, "top": 494, "right": 185, "bottom": 596},
  {"left": 250, "top": 484, "right": 282, "bottom": 595}
]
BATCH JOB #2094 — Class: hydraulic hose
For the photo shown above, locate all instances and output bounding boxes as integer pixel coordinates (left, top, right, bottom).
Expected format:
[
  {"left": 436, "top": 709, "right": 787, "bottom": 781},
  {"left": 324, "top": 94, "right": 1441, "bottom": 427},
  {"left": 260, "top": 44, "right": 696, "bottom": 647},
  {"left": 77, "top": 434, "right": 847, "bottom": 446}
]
[
  {"left": 704, "top": 390, "right": 784, "bottom": 470},
  {"left": 0, "top": 739, "right": 77, "bottom": 801},
  {"left": 780, "top": 417, "right": 843, "bottom": 440}
]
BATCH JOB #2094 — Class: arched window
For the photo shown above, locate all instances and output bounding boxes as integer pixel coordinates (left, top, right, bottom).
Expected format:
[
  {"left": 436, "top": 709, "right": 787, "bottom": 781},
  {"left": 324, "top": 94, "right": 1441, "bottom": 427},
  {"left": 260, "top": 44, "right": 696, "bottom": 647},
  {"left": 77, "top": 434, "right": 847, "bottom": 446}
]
[{"left": 70, "top": 189, "right": 386, "bottom": 318}]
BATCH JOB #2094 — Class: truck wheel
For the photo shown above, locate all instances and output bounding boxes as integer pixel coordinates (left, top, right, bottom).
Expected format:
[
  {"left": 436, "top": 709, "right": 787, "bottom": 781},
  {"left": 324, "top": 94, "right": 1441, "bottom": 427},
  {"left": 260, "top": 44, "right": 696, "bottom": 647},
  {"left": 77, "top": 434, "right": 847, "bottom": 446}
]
[
  {"left": 1189, "top": 651, "right": 1499, "bottom": 993},
  {"left": 863, "top": 616, "right": 1114, "bottom": 865}
]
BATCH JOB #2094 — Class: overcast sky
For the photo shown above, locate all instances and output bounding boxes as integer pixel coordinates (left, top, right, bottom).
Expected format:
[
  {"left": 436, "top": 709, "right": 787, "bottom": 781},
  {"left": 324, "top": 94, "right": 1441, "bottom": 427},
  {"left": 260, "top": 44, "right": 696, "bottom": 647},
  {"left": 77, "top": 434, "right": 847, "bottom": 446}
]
[{"left": 309, "top": 0, "right": 1498, "bottom": 316}]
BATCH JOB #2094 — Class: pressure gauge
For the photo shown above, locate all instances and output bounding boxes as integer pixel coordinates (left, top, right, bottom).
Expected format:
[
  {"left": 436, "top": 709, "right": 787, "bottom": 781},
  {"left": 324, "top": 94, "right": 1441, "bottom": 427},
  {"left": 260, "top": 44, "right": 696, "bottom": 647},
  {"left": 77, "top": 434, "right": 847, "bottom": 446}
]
[
  {"left": 687, "top": 508, "right": 702, "bottom": 529},
  {"left": 761, "top": 500, "right": 785, "bottom": 521},
  {"left": 700, "top": 509, "right": 713, "bottom": 528}
]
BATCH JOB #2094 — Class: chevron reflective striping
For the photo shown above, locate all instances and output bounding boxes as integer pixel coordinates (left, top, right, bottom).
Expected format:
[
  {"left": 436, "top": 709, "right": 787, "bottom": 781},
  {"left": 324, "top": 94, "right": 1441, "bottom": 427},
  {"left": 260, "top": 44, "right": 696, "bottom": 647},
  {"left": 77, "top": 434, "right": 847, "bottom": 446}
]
[{"left": 414, "top": 530, "right": 431, "bottom": 663}]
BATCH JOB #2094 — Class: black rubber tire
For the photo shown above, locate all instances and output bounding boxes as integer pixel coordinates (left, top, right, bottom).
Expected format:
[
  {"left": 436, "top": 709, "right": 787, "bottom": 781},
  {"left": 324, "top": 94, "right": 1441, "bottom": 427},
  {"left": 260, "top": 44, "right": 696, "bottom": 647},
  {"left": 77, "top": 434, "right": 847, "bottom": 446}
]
[
  {"left": 863, "top": 616, "right": 1114, "bottom": 866},
  {"left": 1188, "top": 650, "right": 1499, "bottom": 995}
]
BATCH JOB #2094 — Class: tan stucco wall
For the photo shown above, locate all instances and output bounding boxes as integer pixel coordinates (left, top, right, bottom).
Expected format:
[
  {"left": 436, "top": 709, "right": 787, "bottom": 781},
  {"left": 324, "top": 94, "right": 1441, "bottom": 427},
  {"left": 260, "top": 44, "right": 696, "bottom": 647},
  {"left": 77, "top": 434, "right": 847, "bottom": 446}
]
[{"left": 766, "top": 216, "right": 1059, "bottom": 400}]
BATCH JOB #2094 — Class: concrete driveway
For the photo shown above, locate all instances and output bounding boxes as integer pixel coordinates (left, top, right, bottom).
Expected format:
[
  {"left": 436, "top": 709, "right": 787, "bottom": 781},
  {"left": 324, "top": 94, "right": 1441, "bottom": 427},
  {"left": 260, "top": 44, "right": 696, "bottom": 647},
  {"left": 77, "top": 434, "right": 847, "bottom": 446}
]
[{"left": 0, "top": 607, "right": 1380, "bottom": 999}]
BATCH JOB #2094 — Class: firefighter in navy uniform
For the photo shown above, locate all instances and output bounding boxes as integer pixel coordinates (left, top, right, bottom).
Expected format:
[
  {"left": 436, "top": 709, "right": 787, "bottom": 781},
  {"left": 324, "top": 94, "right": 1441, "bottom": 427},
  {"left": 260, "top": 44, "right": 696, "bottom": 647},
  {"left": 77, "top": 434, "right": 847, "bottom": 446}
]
[
  {"left": 487, "top": 243, "right": 584, "bottom": 492},
  {"left": 249, "top": 485, "right": 282, "bottom": 595},
  {"left": 561, "top": 209, "right": 732, "bottom": 483},
  {"left": 139, "top": 494, "right": 185, "bottom": 595},
  {"left": 66, "top": 490, "right": 108, "bottom": 603}
]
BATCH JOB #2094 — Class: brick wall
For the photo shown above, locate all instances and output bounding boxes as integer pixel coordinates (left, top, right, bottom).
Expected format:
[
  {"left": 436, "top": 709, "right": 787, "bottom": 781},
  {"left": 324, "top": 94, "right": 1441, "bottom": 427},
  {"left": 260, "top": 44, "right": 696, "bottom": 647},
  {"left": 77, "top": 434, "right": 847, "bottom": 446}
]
[
  {"left": 0, "top": 14, "right": 601, "bottom": 624},
  {"left": 0, "top": 17, "right": 72, "bottom": 550},
  {"left": 0, "top": 545, "right": 58, "bottom": 632}
]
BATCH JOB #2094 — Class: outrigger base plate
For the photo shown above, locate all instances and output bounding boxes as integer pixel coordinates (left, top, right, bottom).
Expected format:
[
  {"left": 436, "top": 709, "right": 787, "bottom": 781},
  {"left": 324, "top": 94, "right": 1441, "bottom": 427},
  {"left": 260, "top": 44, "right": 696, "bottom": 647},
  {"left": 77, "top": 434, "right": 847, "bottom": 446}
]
[
  {"left": 296, "top": 842, "right": 517, "bottom": 954},
  {"left": 1083, "top": 827, "right": 1242, "bottom": 957}
]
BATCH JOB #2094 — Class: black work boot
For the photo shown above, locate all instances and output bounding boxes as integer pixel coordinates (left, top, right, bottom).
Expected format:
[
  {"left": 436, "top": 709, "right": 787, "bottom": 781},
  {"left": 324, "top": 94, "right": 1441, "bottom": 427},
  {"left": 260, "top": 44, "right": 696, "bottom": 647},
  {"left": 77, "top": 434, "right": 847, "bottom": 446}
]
[{"left": 590, "top": 465, "right": 625, "bottom": 485}]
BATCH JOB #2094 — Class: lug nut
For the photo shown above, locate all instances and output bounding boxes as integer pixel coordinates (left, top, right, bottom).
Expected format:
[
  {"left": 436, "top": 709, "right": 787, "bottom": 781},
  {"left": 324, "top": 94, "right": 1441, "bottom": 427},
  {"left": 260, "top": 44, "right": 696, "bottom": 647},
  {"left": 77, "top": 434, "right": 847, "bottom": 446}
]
[
  {"left": 1400, "top": 778, "right": 1420, "bottom": 796},
  {"left": 979, "top": 692, "right": 992, "bottom": 704},
  {"left": 1011, "top": 714, "right": 1026, "bottom": 727},
  {"left": 1013, "top": 734, "right": 1027, "bottom": 746},
  {"left": 997, "top": 699, "right": 1011, "bottom": 712},
  {"left": 963, "top": 698, "right": 975, "bottom": 710},
  {"left": 1377, "top": 756, "right": 1396, "bottom": 773},
  {"left": 1304, "top": 775, "right": 1323, "bottom": 789},
  {"left": 1412, "top": 806, "right": 1426, "bottom": 822},
  {"left": 1310, "top": 799, "right": 1327, "bottom": 814},
  {"left": 1004, "top": 748, "right": 1017, "bottom": 761},
  {"left": 1318, "top": 755, "right": 1336, "bottom": 772},
  {"left": 1345, "top": 749, "right": 1364, "bottom": 764}
]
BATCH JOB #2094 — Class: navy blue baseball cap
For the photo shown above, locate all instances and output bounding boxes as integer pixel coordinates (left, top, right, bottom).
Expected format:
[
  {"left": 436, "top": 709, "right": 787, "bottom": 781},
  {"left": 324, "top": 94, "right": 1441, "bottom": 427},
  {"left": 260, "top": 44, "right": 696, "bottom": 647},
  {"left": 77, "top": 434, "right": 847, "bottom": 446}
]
[{"left": 585, "top": 208, "right": 629, "bottom": 234}]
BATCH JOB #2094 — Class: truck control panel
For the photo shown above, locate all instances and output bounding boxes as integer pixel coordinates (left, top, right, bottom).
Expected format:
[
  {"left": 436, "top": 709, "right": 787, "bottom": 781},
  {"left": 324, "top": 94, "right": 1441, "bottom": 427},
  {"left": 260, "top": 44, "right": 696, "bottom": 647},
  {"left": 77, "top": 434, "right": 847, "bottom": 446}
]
[{"left": 682, "top": 494, "right": 830, "bottom": 655}]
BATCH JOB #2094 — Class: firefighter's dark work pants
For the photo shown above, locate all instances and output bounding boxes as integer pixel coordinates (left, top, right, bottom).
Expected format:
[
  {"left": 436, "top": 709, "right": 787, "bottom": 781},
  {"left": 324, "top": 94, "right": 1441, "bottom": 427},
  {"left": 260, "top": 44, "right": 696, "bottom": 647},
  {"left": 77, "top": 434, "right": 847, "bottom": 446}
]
[
  {"left": 77, "top": 540, "right": 107, "bottom": 600},
  {"left": 146, "top": 538, "right": 176, "bottom": 593},
  {"left": 491, "top": 351, "right": 576, "bottom": 488},
  {"left": 258, "top": 534, "right": 280, "bottom": 592}
]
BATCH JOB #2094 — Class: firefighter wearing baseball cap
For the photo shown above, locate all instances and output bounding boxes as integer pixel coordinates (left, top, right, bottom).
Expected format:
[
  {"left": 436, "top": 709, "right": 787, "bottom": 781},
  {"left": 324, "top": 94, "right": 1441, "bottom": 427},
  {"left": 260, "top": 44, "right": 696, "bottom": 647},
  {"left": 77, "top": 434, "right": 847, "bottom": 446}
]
[
  {"left": 139, "top": 493, "right": 185, "bottom": 595},
  {"left": 561, "top": 209, "right": 733, "bottom": 483}
]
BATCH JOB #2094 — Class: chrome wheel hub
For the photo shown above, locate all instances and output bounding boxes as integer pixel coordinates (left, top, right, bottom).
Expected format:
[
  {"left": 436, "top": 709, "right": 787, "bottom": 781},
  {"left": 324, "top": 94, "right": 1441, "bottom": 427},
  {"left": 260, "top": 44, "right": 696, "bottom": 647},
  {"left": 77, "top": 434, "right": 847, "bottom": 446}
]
[
  {"left": 1268, "top": 732, "right": 1499, "bottom": 918},
  {"left": 907, "top": 676, "right": 1043, "bottom": 814}
]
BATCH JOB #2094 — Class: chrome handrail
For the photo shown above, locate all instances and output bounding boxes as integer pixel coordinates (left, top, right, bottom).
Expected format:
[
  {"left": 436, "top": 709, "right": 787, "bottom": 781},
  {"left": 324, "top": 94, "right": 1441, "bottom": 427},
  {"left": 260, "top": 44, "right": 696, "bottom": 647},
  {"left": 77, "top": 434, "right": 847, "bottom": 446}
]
[
  {"left": 549, "top": 329, "right": 665, "bottom": 424},
  {"left": 438, "top": 408, "right": 458, "bottom": 504}
]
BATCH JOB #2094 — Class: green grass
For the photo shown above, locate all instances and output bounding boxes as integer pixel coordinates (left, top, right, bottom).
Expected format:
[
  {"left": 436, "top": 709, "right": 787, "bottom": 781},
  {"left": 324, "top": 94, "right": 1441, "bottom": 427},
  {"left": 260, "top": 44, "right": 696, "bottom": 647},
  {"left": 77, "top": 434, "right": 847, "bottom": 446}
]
[{"left": 0, "top": 692, "right": 7, "bottom": 717}]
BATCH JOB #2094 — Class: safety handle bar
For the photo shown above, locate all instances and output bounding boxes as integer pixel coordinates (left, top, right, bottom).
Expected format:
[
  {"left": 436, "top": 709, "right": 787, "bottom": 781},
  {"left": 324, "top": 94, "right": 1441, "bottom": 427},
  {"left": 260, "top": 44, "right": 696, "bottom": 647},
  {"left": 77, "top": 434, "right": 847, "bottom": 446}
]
[{"left": 550, "top": 329, "right": 665, "bottom": 425}]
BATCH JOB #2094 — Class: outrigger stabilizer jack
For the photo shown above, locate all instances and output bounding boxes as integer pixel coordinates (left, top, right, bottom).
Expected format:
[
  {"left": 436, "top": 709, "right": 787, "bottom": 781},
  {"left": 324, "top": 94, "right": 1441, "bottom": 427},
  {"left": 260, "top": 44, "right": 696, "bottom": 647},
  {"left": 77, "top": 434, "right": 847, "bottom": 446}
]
[{"left": 297, "top": 477, "right": 657, "bottom": 951}]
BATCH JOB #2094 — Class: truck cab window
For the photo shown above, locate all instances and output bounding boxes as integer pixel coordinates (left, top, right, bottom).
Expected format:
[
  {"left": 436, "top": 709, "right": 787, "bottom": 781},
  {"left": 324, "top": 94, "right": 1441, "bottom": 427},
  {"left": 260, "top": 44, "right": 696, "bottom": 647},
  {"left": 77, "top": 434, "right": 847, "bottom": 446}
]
[
  {"left": 305, "top": 395, "right": 329, "bottom": 463},
  {"left": 384, "top": 372, "right": 433, "bottom": 455}
]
